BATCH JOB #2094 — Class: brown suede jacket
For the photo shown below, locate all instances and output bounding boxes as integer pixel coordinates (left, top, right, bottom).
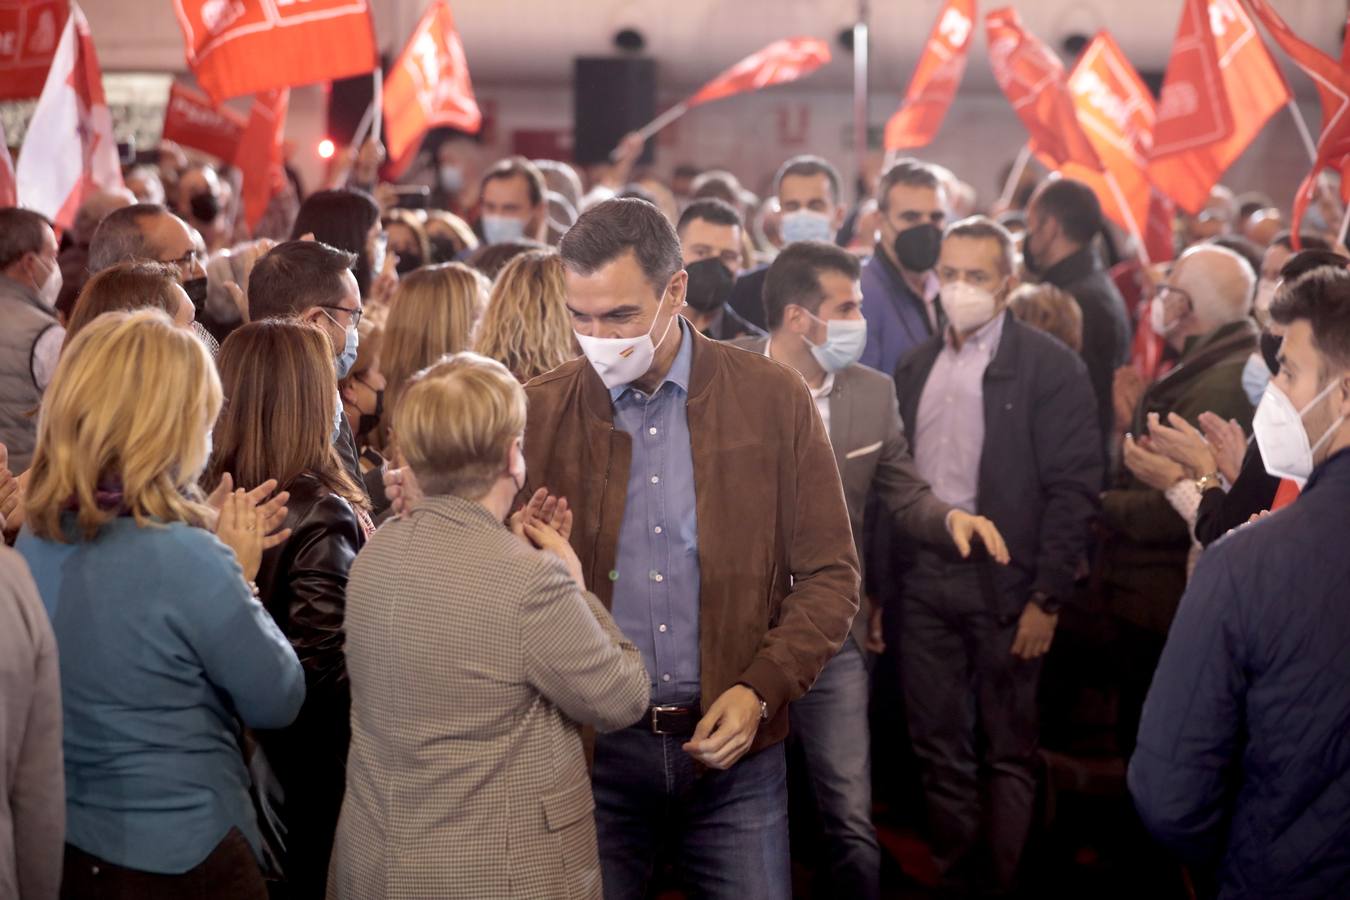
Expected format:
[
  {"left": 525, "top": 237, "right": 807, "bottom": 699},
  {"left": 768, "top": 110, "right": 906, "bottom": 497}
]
[{"left": 522, "top": 327, "right": 860, "bottom": 752}]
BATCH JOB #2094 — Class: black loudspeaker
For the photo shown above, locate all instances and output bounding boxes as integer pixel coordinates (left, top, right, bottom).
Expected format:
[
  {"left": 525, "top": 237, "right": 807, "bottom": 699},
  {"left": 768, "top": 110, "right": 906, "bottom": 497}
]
[
  {"left": 327, "top": 64, "right": 382, "bottom": 146},
  {"left": 573, "top": 56, "right": 657, "bottom": 166}
]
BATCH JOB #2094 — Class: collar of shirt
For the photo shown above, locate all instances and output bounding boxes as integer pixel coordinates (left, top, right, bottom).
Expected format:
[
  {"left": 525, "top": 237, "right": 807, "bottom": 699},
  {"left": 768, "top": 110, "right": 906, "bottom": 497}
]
[
  {"left": 609, "top": 314, "right": 695, "bottom": 404},
  {"left": 943, "top": 309, "right": 1006, "bottom": 357},
  {"left": 764, "top": 336, "right": 835, "bottom": 399}
]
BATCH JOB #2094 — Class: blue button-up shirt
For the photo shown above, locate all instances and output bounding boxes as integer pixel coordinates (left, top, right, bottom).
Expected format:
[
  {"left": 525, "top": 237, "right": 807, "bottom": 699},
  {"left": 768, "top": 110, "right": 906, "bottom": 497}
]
[{"left": 609, "top": 318, "right": 701, "bottom": 704}]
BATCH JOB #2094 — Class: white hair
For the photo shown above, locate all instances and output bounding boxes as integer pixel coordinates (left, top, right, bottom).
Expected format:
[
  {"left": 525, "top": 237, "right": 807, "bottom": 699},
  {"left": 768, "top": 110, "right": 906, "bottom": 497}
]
[{"left": 1175, "top": 243, "right": 1256, "bottom": 328}]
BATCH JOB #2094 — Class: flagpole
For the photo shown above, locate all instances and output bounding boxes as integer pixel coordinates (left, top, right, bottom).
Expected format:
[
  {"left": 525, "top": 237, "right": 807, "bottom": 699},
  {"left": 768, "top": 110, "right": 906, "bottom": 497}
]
[
  {"left": 852, "top": 0, "right": 871, "bottom": 203},
  {"left": 624, "top": 102, "right": 691, "bottom": 150},
  {"left": 1103, "top": 171, "right": 1151, "bottom": 267},
  {"left": 371, "top": 67, "right": 383, "bottom": 144},
  {"left": 1286, "top": 100, "right": 1318, "bottom": 165},
  {"left": 997, "top": 143, "right": 1032, "bottom": 212}
]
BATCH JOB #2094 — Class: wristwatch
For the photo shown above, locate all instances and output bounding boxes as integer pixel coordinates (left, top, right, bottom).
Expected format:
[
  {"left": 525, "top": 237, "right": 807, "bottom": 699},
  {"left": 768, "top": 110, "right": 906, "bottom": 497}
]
[
  {"left": 740, "top": 683, "right": 770, "bottom": 721},
  {"left": 1194, "top": 471, "right": 1222, "bottom": 494},
  {"left": 1030, "top": 590, "right": 1062, "bottom": 616}
]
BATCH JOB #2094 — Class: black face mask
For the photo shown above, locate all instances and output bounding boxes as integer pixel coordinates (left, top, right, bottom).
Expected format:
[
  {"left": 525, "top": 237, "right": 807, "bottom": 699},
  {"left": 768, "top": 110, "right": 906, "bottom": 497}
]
[
  {"left": 395, "top": 254, "right": 424, "bottom": 277},
  {"left": 1259, "top": 330, "right": 1283, "bottom": 376},
  {"left": 428, "top": 234, "right": 460, "bottom": 264},
  {"left": 182, "top": 277, "right": 208, "bottom": 317},
  {"left": 893, "top": 223, "right": 942, "bottom": 273},
  {"left": 356, "top": 389, "right": 384, "bottom": 438},
  {"left": 684, "top": 257, "right": 735, "bottom": 314},
  {"left": 189, "top": 191, "right": 221, "bottom": 222}
]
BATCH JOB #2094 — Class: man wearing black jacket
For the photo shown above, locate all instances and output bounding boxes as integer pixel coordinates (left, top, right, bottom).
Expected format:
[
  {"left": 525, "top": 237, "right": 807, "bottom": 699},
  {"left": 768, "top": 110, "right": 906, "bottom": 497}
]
[{"left": 893, "top": 217, "right": 1101, "bottom": 895}]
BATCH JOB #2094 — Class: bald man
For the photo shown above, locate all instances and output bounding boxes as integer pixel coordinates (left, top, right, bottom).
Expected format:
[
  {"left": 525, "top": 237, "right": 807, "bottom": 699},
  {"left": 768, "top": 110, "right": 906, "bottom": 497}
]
[{"left": 56, "top": 187, "right": 137, "bottom": 319}]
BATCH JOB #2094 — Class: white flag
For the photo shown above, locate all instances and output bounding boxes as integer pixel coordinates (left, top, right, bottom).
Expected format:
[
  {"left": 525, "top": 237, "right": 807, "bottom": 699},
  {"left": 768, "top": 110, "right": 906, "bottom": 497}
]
[{"left": 16, "top": 3, "right": 122, "bottom": 230}]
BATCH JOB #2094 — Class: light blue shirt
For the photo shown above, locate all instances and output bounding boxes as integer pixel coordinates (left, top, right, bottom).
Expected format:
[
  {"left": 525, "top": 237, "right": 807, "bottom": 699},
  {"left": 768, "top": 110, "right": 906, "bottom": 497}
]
[
  {"left": 914, "top": 313, "right": 1006, "bottom": 513},
  {"left": 609, "top": 318, "right": 701, "bottom": 704},
  {"left": 16, "top": 516, "right": 304, "bottom": 874}
]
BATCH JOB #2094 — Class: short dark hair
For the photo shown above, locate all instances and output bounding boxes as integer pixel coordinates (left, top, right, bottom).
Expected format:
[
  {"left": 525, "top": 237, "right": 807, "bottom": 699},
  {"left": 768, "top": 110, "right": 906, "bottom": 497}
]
[
  {"left": 480, "top": 156, "right": 546, "bottom": 208},
  {"left": 763, "top": 240, "right": 861, "bottom": 330},
  {"left": 1031, "top": 178, "right": 1103, "bottom": 245},
  {"left": 1270, "top": 265, "right": 1350, "bottom": 374},
  {"left": 248, "top": 240, "right": 359, "bottom": 322},
  {"left": 88, "top": 203, "right": 169, "bottom": 273},
  {"left": 0, "top": 207, "right": 52, "bottom": 271},
  {"left": 1271, "top": 231, "right": 1333, "bottom": 254},
  {"left": 944, "top": 216, "right": 1017, "bottom": 276},
  {"left": 290, "top": 189, "right": 380, "bottom": 297},
  {"left": 878, "top": 158, "right": 942, "bottom": 212},
  {"left": 468, "top": 239, "right": 549, "bottom": 281},
  {"left": 559, "top": 198, "right": 682, "bottom": 296},
  {"left": 677, "top": 198, "right": 743, "bottom": 236},
  {"left": 774, "top": 155, "right": 842, "bottom": 204}
]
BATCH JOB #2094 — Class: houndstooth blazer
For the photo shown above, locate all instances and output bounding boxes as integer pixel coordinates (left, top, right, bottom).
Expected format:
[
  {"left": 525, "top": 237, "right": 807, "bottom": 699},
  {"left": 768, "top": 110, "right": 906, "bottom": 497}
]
[{"left": 328, "top": 495, "right": 650, "bottom": 899}]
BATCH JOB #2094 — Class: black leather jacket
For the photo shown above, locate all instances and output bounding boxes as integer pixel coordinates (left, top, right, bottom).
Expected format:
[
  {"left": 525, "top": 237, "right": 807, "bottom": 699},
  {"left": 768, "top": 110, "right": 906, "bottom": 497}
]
[{"left": 252, "top": 472, "right": 364, "bottom": 894}]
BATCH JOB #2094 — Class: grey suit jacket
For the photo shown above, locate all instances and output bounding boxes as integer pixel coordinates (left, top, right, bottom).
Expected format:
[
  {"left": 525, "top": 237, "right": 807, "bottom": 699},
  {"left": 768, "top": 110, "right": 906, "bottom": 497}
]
[
  {"left": 731, "top": 338, "right": 953, "bottom": 647},
  {"left": 330, "top": 496, "right": 650, "bottom": 900}
]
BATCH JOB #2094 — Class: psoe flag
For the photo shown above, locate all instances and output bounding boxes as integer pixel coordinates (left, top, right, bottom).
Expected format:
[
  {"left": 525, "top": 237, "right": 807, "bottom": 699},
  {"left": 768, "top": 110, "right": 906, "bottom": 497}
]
[
  {"left": 16, "top": 2, "right": 122, "bottom": 232},
  {"left": 173, "top": 0, "right": 377, "bottom": 104},
  {"left": 884, "top": 0, "right": 976, "bottom": 150},
  {"left": 0, "top": 0, "right": 69, "bottom": 101}
]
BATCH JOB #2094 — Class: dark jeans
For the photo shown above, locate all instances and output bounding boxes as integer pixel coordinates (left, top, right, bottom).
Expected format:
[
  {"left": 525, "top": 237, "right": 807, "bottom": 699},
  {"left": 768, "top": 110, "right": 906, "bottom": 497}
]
[
  {"left": 61, "top": 827, "right": 267, "bottom": 900},
  {"left": 789, "top": 636, "right": 881, "bottom": 899},
  {"left": 899, "top": 551, "right": 1043, "bottom": 894},
  {"left": 593, "top": 719, "right": 791, "bottom": 899}
]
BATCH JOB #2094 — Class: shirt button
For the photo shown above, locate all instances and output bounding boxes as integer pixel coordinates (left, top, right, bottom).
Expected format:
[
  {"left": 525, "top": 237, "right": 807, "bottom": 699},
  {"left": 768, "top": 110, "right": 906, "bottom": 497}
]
[
  {"left": 650, "top": 570, "right": 664, "bottom": 583},
  {"left": 649, "top": 426, "right": 658, "bottom": 435},
  {"left": 659, "top": 624, "right": 668, "bottom": 632},
  {"left": 650, "top": 475, "right": 660, "bottom": 484},
  {"left": 654, "top": 525, "right": 663, "bottom": 534},
  {"left": 608, "top": 570, "right": 619, "bottom": 582},
  {"left": 662, "top": 673, "right": 672, "bottom": 683}
]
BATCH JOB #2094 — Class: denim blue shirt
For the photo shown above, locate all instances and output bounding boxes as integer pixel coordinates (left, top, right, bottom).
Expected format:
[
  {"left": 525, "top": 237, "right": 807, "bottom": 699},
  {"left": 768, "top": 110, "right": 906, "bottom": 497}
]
[
  {"left": 16, "top": 517, "right": 304, "bottom": 874},
  {"left": 609, "top": 317, "right": 701, "bottom": 704}
]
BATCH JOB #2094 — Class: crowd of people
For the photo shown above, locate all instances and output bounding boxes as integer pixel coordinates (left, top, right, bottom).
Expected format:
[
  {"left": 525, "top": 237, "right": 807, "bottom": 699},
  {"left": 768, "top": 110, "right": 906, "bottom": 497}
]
[{"left": 1, "top": 125, "right": 1348, "bottom": 900}]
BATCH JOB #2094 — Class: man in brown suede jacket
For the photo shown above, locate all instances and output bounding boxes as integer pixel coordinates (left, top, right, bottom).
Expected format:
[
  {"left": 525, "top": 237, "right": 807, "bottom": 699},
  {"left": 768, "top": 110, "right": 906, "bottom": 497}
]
[{"left": 526, "top": 197, "right": 859, "bottom": 899}]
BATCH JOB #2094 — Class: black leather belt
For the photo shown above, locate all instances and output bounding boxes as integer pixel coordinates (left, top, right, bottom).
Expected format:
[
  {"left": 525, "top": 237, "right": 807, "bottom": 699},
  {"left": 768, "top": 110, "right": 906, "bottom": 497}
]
[{"left": 646, "top": 704, "right": 699, "bottom": 736}]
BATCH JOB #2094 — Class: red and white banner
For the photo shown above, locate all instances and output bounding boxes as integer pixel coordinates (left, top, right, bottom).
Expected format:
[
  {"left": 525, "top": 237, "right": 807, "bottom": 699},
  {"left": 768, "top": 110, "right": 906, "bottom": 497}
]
[
  {"left": 15, "top": 2, "right": 122, "bottom": 232},
  {"left": 0, "top": 0, "right": 68, "bottom": 101},
  {"left": 384, "top": 0, "right": 481, "bottom": 177},
  {"left": 686, "top": 37, "right": 831, "bottom": 108},
  {"left": 161, "top": 82, "right": 247, "bottom": 163},
  {"left": 0, "top": 118, "right": 14, "bottom": 207},
  {"left": 172, "top": 0, "right": 377, "bottom": 104},
  {"left": 234, "top": 88, "right": 289, "bottom": 233},
  {"left": 1148, "top": 0, "right": 1289, "bottom": 214},
  {"left": 986, "top": 7, "right": 1101, "bottom": 172},
  {"left": 884, "top": 0, "right": 976, "bottom": 150},
  {"left": 1067, "top": 31, "right": 1157, "bottom": 255}
]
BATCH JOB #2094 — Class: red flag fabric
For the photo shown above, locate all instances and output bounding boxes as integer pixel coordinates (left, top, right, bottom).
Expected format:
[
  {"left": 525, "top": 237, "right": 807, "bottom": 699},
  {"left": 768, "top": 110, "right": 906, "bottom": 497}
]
[
  {"left": 1066, "top": 31, "right": 1157, "bottom": 250},
  {"left": 15, "top": 2, "right": 121, "bottom": 232},
  {"left": 234, "top": 88, "right": 289, "bottom": 233},
  {"left": 1242, "top": 0, "right": 1350, "bottom": 244},
  {"left": 0, "top": 0, "right": 68, "bottom": 101},
  {"left": 172, "top": 0, "right": 377, "bottom": 105},
  {"left": 384, "top": 0, "right": 482, "bottom": 177},
  {"left": 161, "top": 82, "right": 247, "bottom": 163},
  {"left": 884, "top": 0, "right": 976, "bottom": 150},
  {"left": 986, "top": 7, "right": 1101, "bottom": 171},
  {"left": 0, "top": 118, "right": 14, "bottom": 207},
  {"left": 686, "top": 38, "right": 831, "bottom": 108},
  {"left": 1149, "top": 0, "right": 1290, "bottom": 214}
]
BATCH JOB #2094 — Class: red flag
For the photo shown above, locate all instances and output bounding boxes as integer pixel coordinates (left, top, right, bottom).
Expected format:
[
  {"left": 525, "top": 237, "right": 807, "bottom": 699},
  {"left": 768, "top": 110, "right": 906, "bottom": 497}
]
[
  {"left": 884, "top": 0, "right": 976, "bottom": 150},
  {"left": 384, "top": 0, "right": 481, "bottom": 177},
  {"left": 0, "top": 119, "right": 14, "bottom": 207},
  {"left": 1145, "top": 190, "right": 1178, "bottom": 265},
  {"left": 172, "top": 0, "right": 377, "bottom": 104},
  {"left": 1148, "top": 0, "right": 1290, "bottom": 214},
  {"left": 0, "top": 0, "right": 68, "bottom": 101},
  {"left": 234, "top": 89, "right": 289, "bottom": 233},
  {"left": 1066, "top": 32, "right": 1157, "bottom": 253},
  {"left": 1243, "top": 0, "right": 1350, "bottom": 244},
  {"left": 686, "top": 38, "right": 831, "bottom": 108},
  {"left": 15, "top": 2, "right": 121, "bottom": 232},
  {"left": 161, "top": 82, "right": 247, "bottom": 163},
  {"left": 986, "top": 8, "right": 1101, "bottom": 171}
]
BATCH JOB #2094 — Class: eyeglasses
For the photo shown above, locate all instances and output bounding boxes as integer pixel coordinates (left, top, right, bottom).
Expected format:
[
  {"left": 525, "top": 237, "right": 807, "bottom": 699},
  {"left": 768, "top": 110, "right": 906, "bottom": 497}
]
[
  {"left": 161, "top": 250, "right": 204, "bottom": 273},
  {"left": 317, "top": 304, "right": 363, "bottom": 328}
]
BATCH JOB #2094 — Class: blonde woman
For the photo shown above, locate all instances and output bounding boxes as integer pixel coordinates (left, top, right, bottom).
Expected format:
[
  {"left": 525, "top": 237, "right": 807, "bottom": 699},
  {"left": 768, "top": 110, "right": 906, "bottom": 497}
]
[
  {"left": 16, "top": 309, "right": 304, "bottom": 899},
  {"left": 379, "top": 262, "right": 489, "bottom": 435},
  {"left": 330, "top": 353, "right": 648, "bottom": 899},
  {"left": 474, "top": 249, "right": 580, "bottom": 382}
]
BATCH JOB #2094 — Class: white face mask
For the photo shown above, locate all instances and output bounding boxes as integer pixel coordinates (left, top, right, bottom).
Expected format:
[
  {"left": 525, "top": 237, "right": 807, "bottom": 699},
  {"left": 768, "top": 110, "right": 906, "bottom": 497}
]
[
  {"left": 941, "top": 280, "right": 999, "bottom": 334},
  {"left": 575, "top": 296, "right": 677, "bottom": 390},
  {"left": 482, "top": 215, "right": 527, "bottom": 245},
  {"left": 1253, "top": 378, "right": 1347, "bottom": 486},
  {"left": 779, "top": 209, "right": 835, "bottom": 244},
  {"left": 803, "top": 313, "right": 867, "bottom": 372},
  {"left": 1149, "top": 294, "right": 1175, "bottom": 336},
  {"left": 35, "top": 255, "right": 61, "bottom": 309}
]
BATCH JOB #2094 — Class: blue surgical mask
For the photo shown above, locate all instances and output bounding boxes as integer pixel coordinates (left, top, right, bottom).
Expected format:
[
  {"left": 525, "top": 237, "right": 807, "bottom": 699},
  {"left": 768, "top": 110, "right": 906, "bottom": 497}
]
[
  {"left": 482, "top": 214, "right": 527, "bottom": 245},
  {"left": 1242, "top": 351, "right": 1272, "bottom": 409},
  {"left": 780, "top": 209, "right": 834, "bottom": 244},
  {"left": 320, "top": 308, "right": 360, "bottom": 379},
  {"left": 803, "top": 313, "right": 867, "bottom": 373}
]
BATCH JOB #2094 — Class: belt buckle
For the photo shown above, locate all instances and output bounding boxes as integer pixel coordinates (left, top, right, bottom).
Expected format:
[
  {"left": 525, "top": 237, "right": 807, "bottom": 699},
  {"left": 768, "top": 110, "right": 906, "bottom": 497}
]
[{"left": 650, "top": 705, "right": 683, "bottom": 734}]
